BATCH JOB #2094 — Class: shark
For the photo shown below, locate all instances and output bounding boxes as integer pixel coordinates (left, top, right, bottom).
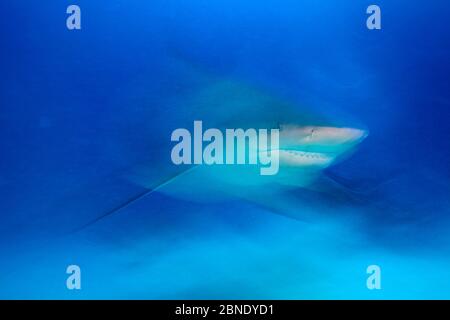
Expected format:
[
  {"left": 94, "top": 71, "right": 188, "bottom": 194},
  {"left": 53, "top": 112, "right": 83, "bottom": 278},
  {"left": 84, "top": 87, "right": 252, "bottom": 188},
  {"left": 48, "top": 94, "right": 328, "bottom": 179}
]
[{"left": 74, "top": 60, "right": 369, "bottom": 231}]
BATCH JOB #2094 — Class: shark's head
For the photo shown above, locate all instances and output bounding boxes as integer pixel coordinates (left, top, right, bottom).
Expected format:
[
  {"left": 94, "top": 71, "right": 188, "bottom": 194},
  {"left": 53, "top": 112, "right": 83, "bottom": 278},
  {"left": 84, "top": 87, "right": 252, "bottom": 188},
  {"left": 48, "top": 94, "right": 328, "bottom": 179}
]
[{"left": 274, "top": 124, "right": 368, "bottom": 169}]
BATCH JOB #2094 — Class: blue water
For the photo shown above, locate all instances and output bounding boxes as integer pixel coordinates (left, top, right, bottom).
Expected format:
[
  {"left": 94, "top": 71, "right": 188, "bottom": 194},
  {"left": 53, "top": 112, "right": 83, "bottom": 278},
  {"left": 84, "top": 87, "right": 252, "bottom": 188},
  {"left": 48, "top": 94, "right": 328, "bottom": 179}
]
[{"left": 1, "top": 0, "right": 450, "bottom": 299}]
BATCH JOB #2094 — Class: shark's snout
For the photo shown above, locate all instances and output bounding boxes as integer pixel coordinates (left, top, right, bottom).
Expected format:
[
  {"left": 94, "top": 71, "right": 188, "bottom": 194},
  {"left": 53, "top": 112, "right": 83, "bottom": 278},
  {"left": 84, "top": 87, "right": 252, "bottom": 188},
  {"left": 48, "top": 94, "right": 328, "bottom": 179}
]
[
  {"left": 274, "top": 125, "right": 368, "bottom": 168},
  {"left": 279, "top": 125, "right": 367, "bottom": 147}
]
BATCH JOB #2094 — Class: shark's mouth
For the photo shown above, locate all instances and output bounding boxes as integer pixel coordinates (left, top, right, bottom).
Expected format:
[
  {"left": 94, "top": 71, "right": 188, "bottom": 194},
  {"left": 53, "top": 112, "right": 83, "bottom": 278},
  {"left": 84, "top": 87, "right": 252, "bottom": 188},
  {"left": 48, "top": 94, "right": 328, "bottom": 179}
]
[
  {"left": 271, "top": 125, "right": 368, "bottom": 168},
  {"left": 276, "top": 149, "right": 335, "bottom": 167}
]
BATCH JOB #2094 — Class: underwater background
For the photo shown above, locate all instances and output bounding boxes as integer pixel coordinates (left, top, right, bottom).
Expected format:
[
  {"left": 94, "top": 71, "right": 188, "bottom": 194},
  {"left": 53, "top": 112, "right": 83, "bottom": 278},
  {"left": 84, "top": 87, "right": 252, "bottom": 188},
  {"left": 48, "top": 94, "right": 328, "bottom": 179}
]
[{"left": 1, "top": 0, "right": 450, "bottom": 299}]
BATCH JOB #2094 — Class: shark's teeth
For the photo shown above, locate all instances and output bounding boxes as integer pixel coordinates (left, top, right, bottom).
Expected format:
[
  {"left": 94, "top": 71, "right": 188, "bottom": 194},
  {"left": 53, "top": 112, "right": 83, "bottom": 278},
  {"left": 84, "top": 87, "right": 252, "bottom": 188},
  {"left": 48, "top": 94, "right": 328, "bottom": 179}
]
[
  {"left": 281, "top": 150, "right": 329, "bottom": 159},
  {"left": 275, "top": 149, "right": 334, "bottom": 167}
]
